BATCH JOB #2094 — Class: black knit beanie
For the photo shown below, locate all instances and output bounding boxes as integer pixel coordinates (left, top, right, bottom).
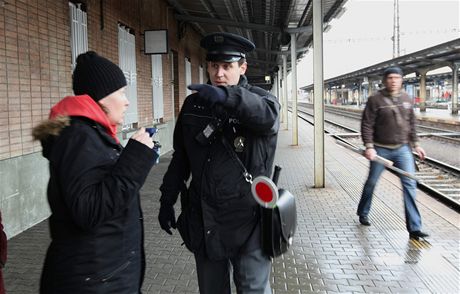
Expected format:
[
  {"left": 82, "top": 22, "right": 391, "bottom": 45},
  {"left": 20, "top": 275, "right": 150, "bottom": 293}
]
[
  {"left": 382, "top": 66, "right": 403, "bottom": 80},
  {"left": 72, "top": 51, "right": 127, "bottom": 102}
]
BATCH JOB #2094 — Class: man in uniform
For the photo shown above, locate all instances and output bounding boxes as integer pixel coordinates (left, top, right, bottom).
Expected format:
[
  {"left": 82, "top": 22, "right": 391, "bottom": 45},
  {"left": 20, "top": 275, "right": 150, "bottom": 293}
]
[
  {"left": 158, "top": 32, "right": 279, "bottom": 293},
  {"left": 358, "top": 66, "right": 429, "bottom": 240}
]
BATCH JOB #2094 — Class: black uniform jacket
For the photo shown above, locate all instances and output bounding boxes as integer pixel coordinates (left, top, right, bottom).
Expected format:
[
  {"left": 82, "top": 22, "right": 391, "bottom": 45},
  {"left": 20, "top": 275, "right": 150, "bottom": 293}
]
[
  {"left": 33, "top": 95, "right": 156, "bottom": 293},
  {"left": 160, "top": 76, "right": 280, "bottom": 260}
]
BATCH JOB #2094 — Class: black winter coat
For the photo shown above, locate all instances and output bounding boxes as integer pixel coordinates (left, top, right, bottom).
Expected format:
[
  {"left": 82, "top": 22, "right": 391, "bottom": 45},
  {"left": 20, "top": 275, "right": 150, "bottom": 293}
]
[
  {"left": 160, "top": 76, "right": 280, "bottom": 260},
  {"left": 35, "top": 116, "right": 156, "bottom": 294}
]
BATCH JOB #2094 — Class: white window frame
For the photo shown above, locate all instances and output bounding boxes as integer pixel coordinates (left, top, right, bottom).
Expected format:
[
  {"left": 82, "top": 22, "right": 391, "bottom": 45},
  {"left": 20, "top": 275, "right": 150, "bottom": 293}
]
[
  {"left": 199, "top": 65, "right": 204, "bottom": 84},
  {"left": 152, "top": 55, "right": 164, "bottom": 120},
  {"left": 185, "top": 57, "right": 192, "bottom": 96},
  {"left": 118, "top": 25, "right": 138, "bottom": 125},
  {"left": 69, "top": 2, "right": 88, "bottom": 70}
]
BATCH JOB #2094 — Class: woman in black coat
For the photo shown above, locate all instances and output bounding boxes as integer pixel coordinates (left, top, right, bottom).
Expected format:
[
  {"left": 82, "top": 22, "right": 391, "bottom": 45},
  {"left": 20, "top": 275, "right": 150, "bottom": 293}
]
[{"left": 32, "top": 51, "right": 157, "bottom": 294}]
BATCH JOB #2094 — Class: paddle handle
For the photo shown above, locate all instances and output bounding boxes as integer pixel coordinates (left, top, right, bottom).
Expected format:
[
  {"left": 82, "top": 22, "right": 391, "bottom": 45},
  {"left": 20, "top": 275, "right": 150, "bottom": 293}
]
[{"left": 272, "top": 165, "right": 282, "bottom": 185}]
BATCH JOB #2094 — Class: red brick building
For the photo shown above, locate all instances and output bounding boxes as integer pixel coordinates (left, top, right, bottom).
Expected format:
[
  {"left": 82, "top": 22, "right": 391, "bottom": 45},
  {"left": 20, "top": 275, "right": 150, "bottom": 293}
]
[{"left": 0, "top": 0, "right": 205, "bottom": 237}]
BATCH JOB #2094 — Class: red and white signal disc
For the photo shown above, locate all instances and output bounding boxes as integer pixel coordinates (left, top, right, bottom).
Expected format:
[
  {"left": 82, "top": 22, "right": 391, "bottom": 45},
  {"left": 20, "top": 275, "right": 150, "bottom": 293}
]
[{"left": 251, "top": 176, "right": 279, "bottom": 208}]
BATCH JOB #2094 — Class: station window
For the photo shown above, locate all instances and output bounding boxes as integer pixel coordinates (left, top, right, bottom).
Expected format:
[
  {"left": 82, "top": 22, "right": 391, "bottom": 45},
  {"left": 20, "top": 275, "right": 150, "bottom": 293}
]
[
  {"left": 69, "top": 2, "right": 88, "bottom": 70},
  {"left": 151, "top": 55, "right": 164, "bottom": 121},
  {"left": 185, "top": 57, "right": 192, "bottom": 97},
  {"left": 199, "top": 65, "right": 204, "bottom": 84},
  {"left": 118, "top": 24, "right": 138, "bottom": 126}
]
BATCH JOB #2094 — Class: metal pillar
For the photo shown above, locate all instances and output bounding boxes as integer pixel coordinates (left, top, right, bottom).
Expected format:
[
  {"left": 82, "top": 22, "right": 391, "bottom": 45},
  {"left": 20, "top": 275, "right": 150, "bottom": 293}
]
[
  {"left": 451, "top": 62, "right": 459, "bottom": 115},
  {"left": 282, "top": 55, "right": 288, "bottom": 130},
  {"left": 323, "top": 88, "right": 327, "bottom": 105},
  {"left": 273, "top": 72, "right": 279, "bottom": 100},
  {"left": 290, "top": 33, "right": 298, "bottom": 145},
  {"left": 392, "top": 0, "right": 400, "bottom": 58},
  {"left": 276, "top": 71, "right": 283, "bottom": 123},
  {"left": 358, "top": 83, "right": 362, "bottom": 107},
  {"left": 277, "top": 72, "right": 281, "bottom": 100},
  {"left": 419, "top": 70, "right": 428, "bottom": 112},
  {"left": 364, "top": 76, "right": 370, "bottom": 103},
  {"left": 313, "top": 0, "right": 324, "bottom": 187}
]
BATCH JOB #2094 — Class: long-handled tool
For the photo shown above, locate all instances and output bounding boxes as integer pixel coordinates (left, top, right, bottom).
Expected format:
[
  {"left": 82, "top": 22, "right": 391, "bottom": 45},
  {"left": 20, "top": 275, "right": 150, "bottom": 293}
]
[{"left": 336, "top": 140, "right": 419, "bottom": 181}]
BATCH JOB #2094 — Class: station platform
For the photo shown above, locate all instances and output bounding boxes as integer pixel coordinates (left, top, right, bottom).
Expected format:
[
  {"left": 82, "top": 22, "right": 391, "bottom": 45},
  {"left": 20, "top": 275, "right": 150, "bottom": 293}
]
[
  {"left": 413, "top": 107, "right": 460, "bottom": 125},
  {"left": 4, "top": 116, "right": 460, "bottom": 293},
  {"left": 321, "top": 103, "right": 460, "bottom": 127}
]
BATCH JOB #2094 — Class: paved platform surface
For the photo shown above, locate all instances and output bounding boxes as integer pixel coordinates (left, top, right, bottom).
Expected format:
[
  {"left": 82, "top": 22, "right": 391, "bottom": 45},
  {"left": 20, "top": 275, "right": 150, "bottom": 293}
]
[
  {"left": 4, "top": 116, "right": 460, "bottom": 293},
  {"left": 414, "top": 107, "right": 460, "bottom": 122}
]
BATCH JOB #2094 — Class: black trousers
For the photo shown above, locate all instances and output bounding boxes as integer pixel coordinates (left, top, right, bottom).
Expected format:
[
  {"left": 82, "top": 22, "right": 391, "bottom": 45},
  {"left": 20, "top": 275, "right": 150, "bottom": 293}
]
[{"left": 194, "top": 249, "right": 271, "bottom": 294}]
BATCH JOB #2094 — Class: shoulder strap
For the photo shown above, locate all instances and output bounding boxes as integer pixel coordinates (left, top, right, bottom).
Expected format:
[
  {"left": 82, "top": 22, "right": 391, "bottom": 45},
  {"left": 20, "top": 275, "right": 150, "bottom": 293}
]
[
  {"left": 382, "top": 96, "right": 404, "bottom": 127},
  {"left": 221, "top": 136, "right": 253, "bottom": 183}
]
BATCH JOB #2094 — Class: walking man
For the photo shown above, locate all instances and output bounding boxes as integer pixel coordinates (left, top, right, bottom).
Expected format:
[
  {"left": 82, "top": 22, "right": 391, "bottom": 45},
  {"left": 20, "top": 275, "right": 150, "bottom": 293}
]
[{"left": 357, "top": 66, "right": 429, "bottom": 240}]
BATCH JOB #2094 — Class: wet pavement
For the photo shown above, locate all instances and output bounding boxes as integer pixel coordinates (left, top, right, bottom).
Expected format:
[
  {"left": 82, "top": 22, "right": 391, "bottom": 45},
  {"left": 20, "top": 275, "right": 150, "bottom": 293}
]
[{"left": 4, "top": 116, "right": 460, "bottom": 293}]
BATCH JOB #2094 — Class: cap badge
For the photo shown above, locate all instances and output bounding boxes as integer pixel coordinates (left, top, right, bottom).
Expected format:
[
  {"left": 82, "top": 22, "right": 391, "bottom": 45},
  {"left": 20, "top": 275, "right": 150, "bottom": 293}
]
[{"left": 214, "top": 35, "right": 224, "bottom": 43}]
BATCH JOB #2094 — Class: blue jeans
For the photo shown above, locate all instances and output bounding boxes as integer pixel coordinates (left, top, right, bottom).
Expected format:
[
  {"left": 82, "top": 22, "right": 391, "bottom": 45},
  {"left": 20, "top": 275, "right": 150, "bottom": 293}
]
[
  {"left": 357, "top": 144, "right": 423, "bottom": 232},
  {"left": 194, "top": 249, "right": 271, "bottom": 294}
]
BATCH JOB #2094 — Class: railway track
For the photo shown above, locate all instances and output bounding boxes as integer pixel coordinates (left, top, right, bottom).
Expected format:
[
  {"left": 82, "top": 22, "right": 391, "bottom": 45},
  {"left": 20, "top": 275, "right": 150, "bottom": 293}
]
[
  {"left": 298, "top": 103, "right": 460, "bottom": 144},
  {"left": 416, "top": 125, "right": 460, "bottom": 144},
  {"left": 297, "top": 108, "right": 460, "bottom": 212}
]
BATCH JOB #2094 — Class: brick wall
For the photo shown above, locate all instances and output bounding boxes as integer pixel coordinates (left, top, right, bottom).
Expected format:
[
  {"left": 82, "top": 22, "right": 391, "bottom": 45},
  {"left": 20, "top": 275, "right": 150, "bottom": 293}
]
[
  {"left": 0, "top": 0, "right": 72, "bottom": 160},
  {"left": 0, "top": 0, "right": 206, "bottom": 161}
]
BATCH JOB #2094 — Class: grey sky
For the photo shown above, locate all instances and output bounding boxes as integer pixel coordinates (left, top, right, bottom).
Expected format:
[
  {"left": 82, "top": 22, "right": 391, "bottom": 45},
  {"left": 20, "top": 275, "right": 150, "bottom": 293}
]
[{"left": 295, "top": 0, "right": 460, "bottom": 88}]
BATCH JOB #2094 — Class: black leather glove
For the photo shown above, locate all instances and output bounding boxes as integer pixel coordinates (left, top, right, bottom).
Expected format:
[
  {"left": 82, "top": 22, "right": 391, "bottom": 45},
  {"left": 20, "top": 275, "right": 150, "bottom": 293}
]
[
  {"left": 188, "top": 84, "right": 227, "bottom": 106},
  {"left": 158, "top": 204, "right": 176, "bottom": 235}
]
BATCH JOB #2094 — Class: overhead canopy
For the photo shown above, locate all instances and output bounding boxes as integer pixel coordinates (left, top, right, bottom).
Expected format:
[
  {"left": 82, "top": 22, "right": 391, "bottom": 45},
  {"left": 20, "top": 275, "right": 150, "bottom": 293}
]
[
  {"left": 166, "top": 0, "right": 348, "bottom": 89},
  {"left": 301, "top": 38, "right": 460, "bottom": 90}
]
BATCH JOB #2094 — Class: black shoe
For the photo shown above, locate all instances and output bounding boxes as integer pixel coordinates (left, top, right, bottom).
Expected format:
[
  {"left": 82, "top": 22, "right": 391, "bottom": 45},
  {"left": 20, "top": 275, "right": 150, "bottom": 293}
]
[
  {"left": 409, "top": 231, "right": 429, "bottom": 240},
  {"left": 359, "top": 216, "right": 371, "bottom": 226}
]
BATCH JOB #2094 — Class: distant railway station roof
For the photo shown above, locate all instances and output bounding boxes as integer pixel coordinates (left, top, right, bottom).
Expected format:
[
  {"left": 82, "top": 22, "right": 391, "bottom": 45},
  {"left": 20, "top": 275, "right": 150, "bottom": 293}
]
[
  {"left": 166, "top": 0, "right": 347, "bottom": 88},
  {"left": 301, "top": 38, "right": 460, "bottom": 90}
]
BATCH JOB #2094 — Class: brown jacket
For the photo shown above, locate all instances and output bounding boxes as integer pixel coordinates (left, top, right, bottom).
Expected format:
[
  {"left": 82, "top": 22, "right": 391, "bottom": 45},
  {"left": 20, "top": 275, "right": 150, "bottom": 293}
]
[{"left": 361, "top": 89, "right": 419, "bottom": 149}]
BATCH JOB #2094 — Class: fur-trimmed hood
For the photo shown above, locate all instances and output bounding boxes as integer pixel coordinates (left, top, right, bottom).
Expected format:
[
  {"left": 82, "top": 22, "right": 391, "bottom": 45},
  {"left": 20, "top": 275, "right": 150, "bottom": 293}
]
[
  {"left": 32, "top": 115, "right": 71, "bottom": 143},
  {"left": 32, "top": 95, "right": 118, "bottom": 158}
]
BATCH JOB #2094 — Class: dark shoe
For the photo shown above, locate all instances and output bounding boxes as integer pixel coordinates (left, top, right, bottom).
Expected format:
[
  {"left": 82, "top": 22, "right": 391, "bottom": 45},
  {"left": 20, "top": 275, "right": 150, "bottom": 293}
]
[
  {"left": 409, "top": 231, "right": 429, "bottom": 240},
  {"left": 359, "top": 216, "right": 371, "bottom": 226}
]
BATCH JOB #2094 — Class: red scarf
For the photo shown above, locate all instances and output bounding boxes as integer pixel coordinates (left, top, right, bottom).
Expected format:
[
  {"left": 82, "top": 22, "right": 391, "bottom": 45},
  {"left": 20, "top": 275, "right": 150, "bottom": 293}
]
[{"left": 49, "top": 95, "right": 119, "bottom": 143}]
